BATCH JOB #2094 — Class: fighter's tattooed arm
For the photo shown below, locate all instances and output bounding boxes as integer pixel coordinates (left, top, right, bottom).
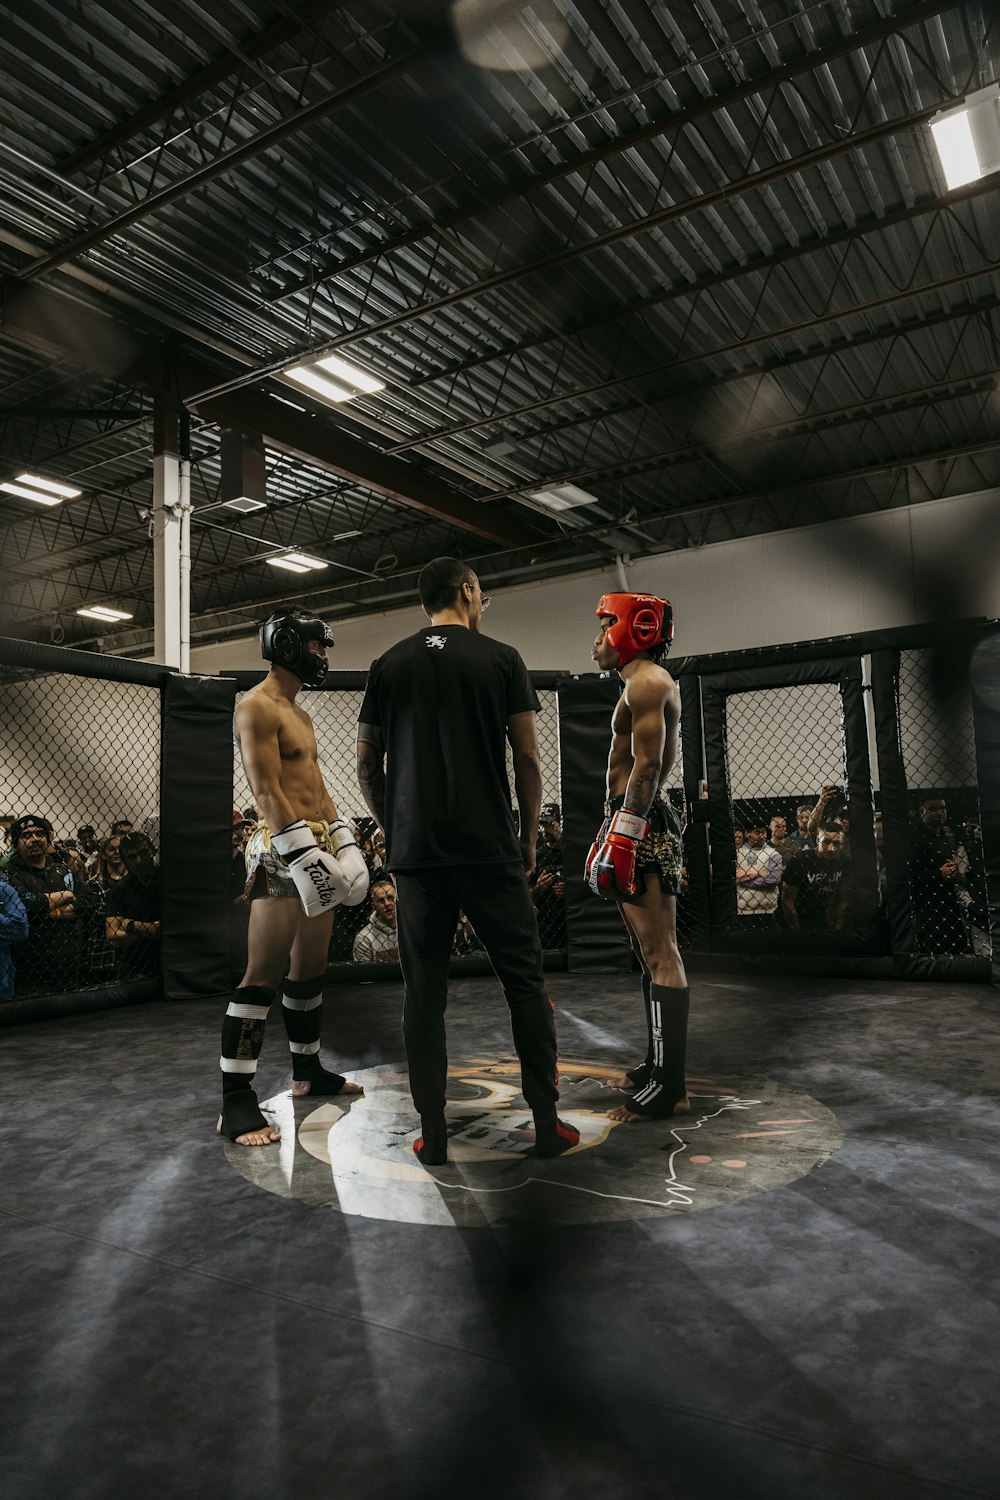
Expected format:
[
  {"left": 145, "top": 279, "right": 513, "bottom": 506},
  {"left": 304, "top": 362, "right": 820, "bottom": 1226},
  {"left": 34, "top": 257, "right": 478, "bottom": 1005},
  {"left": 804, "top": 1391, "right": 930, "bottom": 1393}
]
[
  {"left": 356, "top": 723, "right": 387, "bottom": 828},
  {"left": 623, "top": 767, "right": 660, "bottom": 819}
]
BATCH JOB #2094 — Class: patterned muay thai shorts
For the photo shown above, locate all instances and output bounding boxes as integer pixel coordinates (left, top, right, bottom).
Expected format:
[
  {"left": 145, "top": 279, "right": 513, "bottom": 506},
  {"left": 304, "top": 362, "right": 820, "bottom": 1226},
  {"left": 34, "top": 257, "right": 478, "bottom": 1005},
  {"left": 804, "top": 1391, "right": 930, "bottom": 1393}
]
[
  {"left": 244, "top": 821, "right": 335, "bottom": 902},
  {"left": 603, "top": 794, "right": 684, "bottom": 896}
]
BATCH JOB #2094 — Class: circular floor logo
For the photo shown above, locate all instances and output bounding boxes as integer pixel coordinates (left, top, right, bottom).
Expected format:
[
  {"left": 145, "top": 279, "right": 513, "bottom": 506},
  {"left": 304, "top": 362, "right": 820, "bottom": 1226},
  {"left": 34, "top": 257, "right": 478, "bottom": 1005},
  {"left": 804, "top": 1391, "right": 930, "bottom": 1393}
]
[{"left": 224, "top": 1056, "right": 842, "bottom": 1226}]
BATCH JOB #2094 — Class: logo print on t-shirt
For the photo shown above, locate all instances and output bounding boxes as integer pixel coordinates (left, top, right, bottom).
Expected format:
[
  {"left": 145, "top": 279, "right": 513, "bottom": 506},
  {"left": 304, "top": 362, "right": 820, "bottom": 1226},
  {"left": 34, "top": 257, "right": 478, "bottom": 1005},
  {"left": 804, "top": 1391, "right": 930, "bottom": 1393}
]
[{"left": 425, "top": 635, "right": 447, "bottom": 650}]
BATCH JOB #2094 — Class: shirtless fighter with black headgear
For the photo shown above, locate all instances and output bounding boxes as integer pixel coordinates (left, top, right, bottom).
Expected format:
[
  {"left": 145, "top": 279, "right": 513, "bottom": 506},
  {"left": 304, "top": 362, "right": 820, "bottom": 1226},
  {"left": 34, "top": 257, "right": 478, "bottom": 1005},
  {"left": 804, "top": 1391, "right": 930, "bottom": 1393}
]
[
  {"left": 588, "top": 593, "right": 691, "bottom": 1122},
  {"left": 217, "top": 607, "right": 369, "bottom": 1146}
]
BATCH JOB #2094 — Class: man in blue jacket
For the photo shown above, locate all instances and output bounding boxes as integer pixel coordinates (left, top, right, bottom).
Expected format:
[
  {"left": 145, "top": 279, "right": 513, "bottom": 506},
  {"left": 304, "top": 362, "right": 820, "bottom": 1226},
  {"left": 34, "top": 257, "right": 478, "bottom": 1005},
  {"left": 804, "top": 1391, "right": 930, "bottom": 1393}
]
[{"left": 0, "top": 876, "right": 29, "bottom": 1000}]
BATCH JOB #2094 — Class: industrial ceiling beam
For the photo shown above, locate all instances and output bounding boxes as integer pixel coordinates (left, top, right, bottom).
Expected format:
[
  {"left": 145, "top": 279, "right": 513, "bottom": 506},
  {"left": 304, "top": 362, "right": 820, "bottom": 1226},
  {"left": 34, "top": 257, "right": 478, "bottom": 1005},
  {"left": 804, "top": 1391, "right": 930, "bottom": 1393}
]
[
  {"left": 480, "top": 373, "right": 1000, "bottom": 501},
  {"left": 406, "top": 176, "right": 1000, "bottom": 393},
  {"left": 0, "top": 406, "right": 145, "bottom": 418},
  {"left": 0, "top": 280, "right": 542, "bottom": 549},
  {"left": 267, "top": 0, "right": 968, "bottom": 303},
  {"left": 55, "top": 6, "right": 321, "bottom": 176},
  {"left": 16, "top": 32, "right": 445, "bottom": 284},
  {"left": 193, "top": 97, "right": 982, "bottom": 407},
  {"left": 190, "top": 384, "right": 540, "bottom": 547},
  {"left": 389, "top": 288, "right": 1000, "bottom": 453}
]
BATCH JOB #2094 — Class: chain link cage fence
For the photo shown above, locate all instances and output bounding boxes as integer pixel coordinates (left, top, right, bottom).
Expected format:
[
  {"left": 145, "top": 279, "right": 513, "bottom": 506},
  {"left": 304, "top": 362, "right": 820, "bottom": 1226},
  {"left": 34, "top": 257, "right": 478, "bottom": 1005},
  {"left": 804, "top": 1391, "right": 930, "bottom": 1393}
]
[
  {"left": 724, "top": 682, "right": 850, "bottom": 932},
  {"left": 897, "top": 649, "right": 990, "bottom": 959},
  {"left": 231, "top": 683, "right": 566, "bottom": 973},
  {"left": 657, "top": 733, "right": 690, "bottom": 947},
  {"left": 0, "top": 666, "right": 161, "bottom": 1000}
]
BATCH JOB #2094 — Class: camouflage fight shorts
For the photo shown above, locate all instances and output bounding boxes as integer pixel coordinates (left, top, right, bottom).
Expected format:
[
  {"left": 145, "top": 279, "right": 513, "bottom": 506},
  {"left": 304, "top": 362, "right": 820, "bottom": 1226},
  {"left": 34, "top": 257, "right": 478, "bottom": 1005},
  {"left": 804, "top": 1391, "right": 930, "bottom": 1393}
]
[{"left": 243, "top": 821, "right": 334, "bottom": 901}]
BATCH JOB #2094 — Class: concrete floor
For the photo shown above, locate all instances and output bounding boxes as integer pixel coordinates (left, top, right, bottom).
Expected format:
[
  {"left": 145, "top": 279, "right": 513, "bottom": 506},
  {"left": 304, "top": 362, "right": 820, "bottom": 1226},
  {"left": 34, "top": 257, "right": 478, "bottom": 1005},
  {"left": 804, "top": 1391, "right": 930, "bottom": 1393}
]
[{"left": 1, "top": 971, "right": 997, "bottom": 1500}]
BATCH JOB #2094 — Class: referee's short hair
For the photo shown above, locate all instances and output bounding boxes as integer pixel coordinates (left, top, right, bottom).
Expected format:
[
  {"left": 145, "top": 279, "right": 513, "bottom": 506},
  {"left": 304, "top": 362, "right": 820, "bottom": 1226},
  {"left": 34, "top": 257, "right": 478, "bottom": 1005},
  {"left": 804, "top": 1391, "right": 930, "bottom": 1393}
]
[{"left": 418, "top": 556, "right": 476, "bottom": 614}]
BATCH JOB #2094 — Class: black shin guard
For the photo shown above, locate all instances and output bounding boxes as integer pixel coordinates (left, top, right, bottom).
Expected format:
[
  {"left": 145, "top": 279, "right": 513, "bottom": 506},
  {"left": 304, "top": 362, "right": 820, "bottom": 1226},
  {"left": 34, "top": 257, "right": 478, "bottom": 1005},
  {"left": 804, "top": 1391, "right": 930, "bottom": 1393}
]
[
  {"left": 625, "top": 973, "right": 654, "bottom": 1087},
  {"left": 627, "top": 985, "right": 690, "bottom": 1118},
  {"left": 219, "top": 985, "right": 275, "bottom": 1138},
  {"left": 281, "top": 974, "right": 347, "bottom": 1094}
]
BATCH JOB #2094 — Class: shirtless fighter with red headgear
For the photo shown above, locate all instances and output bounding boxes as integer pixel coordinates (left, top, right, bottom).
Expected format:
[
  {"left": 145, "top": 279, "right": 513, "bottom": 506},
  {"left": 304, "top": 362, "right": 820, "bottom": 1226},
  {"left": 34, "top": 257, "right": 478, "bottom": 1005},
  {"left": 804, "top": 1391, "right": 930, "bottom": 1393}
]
[{"left": 588, "top": 593, "right": 691, "bottom": 1122}]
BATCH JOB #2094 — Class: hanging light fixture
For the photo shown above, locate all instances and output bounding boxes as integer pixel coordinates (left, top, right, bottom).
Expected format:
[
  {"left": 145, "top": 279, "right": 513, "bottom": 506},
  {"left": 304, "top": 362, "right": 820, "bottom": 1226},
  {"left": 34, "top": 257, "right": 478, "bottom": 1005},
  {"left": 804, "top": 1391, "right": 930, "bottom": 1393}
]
[
  {"left": 0, "top": 471, "right": 81, "bottom": 504},
  {"left": 76, "top": 605, "right": 134, "bottom": 622},
  {"left": 284, "top": 354, "right": 385, "bottom": 406},
  {"left": 929, "top": 83, "right": 1000, "bottom": 190}
]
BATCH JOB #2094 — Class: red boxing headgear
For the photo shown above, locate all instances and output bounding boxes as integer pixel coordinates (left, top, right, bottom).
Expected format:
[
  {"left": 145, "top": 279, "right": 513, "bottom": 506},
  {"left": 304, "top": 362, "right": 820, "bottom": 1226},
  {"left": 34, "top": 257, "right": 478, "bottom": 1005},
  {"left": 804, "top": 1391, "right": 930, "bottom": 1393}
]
[{"left": 595, "top": 593, "right": 673, "bottom": 667}]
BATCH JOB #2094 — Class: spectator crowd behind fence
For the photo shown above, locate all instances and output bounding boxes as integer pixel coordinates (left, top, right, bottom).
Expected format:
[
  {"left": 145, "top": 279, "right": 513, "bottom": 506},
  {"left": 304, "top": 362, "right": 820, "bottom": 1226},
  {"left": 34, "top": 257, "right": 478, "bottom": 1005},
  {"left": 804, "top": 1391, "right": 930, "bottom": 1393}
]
[{"left": 0, "top": 635, "right": 994, "bottom": 1004}]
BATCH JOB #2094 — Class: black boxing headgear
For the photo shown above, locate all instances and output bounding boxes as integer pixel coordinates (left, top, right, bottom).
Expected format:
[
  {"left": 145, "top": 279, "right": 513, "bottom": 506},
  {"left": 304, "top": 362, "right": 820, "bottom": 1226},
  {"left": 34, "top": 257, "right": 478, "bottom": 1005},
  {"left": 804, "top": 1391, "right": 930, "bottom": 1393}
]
[{"left": 260, "top": 612, "right": 334, "bottom": 686}]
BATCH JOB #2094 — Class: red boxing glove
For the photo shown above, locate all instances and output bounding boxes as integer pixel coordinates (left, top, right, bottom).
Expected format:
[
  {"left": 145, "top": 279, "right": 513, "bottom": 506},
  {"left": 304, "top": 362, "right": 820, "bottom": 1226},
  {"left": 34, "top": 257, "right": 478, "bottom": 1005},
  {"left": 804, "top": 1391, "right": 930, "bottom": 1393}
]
[
  {"left": 584, "top": 817, "right": 609, "bottom": 886},
  {"left": 587, "top": 809, "right": 650, "bottom": 904}
]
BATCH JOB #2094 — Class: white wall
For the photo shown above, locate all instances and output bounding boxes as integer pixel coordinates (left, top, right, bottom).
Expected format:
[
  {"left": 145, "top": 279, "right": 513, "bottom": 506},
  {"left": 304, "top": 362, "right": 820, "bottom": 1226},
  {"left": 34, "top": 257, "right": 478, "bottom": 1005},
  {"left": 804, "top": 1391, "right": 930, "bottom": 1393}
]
[{"left": 187, "top": 486, "right": 1000, "bottom": 676}]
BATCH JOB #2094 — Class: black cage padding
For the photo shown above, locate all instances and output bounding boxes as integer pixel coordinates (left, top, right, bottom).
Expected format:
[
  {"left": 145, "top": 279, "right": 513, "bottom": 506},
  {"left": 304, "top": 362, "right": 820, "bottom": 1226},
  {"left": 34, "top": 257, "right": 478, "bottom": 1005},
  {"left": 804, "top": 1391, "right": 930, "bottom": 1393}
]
[
  {"left": 0, "top": 977, "right": 157, "bottom": 1028},
  {"left": 678, "top": 674, "right": 711, "bottom": 951},
  {"left": 160, "top": 674, "right": 237, "bottom": 999},
  {"left": 702, "top": 657, "right": 880, "bottom": 956},
  {"left": 870, "top": 648, "right": 918, "bottom": 961},
  {"left": 225, "top": 669, "right": 370, "bottom": 692},
  {"left": 221, "top": 668, "right": 571, "bottom": 693},
  {"left": 971, "top": 633, "right": 1000, "bottom": 986},
  {"left": 0, "top": 634, "right": 167, "bottom": 687},
  {"left": 557, "top": 676, "right": 631, "bottom": 973}
]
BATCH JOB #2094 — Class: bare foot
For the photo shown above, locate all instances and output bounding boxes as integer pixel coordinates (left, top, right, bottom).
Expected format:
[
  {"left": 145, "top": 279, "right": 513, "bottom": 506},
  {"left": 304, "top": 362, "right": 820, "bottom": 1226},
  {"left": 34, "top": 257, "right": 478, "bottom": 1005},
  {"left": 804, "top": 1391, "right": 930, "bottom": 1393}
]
[
  {"left": 604, "top": 1073, "right": 638, "bottom": 1090},
  {"left": 216, "top": 1114, "right": 281, "bottom": 1147},
  {"left": 607, "top": 1095, "right": 691, "bottom": 1124},
  {"left": 290, "top": 1079, "right": 364, "bottom": 1099}
]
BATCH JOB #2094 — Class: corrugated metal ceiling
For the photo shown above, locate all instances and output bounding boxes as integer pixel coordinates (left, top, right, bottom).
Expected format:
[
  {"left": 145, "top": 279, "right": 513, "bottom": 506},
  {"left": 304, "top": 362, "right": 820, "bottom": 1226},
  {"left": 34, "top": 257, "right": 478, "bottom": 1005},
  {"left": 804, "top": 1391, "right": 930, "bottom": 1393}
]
[{"left": 0, "top": 0, "right": 997, "bottom": 653}]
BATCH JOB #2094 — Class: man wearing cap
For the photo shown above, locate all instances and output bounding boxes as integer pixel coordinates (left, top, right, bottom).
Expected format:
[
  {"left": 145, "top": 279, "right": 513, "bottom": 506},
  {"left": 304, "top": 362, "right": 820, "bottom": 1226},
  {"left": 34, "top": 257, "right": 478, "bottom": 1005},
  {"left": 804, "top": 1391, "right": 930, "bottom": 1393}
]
[
  {"left": 5, "top": 813, "right": 97, "bottom": 994},
  {"left": 216, "top": 607, "right": 370, "bottom": 1147},
  {"left": 588, "top": 593, "right": 690, "bottom": 1123}
]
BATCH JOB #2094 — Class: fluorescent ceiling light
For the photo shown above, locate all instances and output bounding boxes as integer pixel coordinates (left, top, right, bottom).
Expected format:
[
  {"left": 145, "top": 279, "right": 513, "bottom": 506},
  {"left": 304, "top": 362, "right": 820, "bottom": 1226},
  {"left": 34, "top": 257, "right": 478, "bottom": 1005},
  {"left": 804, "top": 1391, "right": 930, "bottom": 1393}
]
[
  {"left": 286, "top": 366, "right": 356, "bottom": 402},
  {"left": 265, "top": 551, "right": 328, "bottom": 573},
  {"left": 285, "top": 355, "right": 385, "bottom": 405},
  {"left": 15, "top": 471, "right": 82, "bottom": 498},
  {"left": 330, "top": 529, "right": 362, "bottom": 541},
  {"left": 223, "top": 496, "right": 267, "bottom": 513},
  {"left": 314, "top": 355, "right": 384, "bottom": 395},
  {"left": 77, "top": 605, "right": 133, "bottom": 622},
  {"left": 0, "top": 481, "right": 64, "bottom": 505},
  {"left": 930, "top": 83, "right": 1000, "bottom": 189},
  {"left": 527, "top": 483, "right": 599, "bottom": 511},
  {"left": 930, "top": 111, "right": 981, "bottom": 188}
]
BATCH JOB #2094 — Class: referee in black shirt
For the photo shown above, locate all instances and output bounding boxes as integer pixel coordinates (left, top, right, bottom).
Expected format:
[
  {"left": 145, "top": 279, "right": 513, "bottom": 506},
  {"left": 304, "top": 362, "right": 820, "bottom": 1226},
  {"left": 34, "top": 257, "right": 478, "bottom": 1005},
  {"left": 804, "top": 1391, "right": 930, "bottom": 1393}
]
[{"left": 356, "top": 556, "right": 579, "bottom": 1165}]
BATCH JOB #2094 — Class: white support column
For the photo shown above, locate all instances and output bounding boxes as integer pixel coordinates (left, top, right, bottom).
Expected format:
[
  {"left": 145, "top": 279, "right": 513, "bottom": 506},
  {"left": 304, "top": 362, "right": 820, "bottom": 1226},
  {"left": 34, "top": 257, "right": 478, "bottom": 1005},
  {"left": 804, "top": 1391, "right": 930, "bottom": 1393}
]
[
  {"left": 153, "top": 400, "right": 184, "bottom": 670},
  {"left": 179, "top": 457, "right": 192, "bottom": 675}
]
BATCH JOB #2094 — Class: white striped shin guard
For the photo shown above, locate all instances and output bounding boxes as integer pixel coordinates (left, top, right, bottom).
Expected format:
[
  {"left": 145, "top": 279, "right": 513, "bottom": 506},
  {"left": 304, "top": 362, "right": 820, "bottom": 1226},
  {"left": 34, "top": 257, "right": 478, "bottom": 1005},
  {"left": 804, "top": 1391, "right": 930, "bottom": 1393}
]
[
  {"left": 220, "top": 985, "right": 275, "bottom": 1097},
  {"left": 281, "top": 974, "right": 325, "bottom": 1079}
]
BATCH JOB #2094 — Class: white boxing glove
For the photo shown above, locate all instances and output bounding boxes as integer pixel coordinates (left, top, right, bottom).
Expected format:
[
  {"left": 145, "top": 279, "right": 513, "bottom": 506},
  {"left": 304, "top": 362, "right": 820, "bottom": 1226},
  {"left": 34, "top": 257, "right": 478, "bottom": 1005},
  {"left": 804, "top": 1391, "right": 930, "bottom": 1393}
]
[
  {"left": 271, "top": 820, "right": 350, "bottom": 917},
  {"left": 327, "top": 819, "right": 370, "bottom": 907}
]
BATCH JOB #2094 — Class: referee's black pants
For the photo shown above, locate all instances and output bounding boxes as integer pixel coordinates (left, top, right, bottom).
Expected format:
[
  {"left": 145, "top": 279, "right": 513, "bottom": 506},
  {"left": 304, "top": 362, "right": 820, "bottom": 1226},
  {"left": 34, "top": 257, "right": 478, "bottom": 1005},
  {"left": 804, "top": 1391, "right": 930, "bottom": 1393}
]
[{"left": 393, "top": 861, "right": 559, "bottom": 1122}]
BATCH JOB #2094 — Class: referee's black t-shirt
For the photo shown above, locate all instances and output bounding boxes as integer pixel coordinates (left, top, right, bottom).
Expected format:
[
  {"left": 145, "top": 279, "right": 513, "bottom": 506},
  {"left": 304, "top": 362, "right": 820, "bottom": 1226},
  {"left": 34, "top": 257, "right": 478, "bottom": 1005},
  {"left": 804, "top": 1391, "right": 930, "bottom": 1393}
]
[{"left": 358, "top": 624, "right": 539, "bottom": 870}]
